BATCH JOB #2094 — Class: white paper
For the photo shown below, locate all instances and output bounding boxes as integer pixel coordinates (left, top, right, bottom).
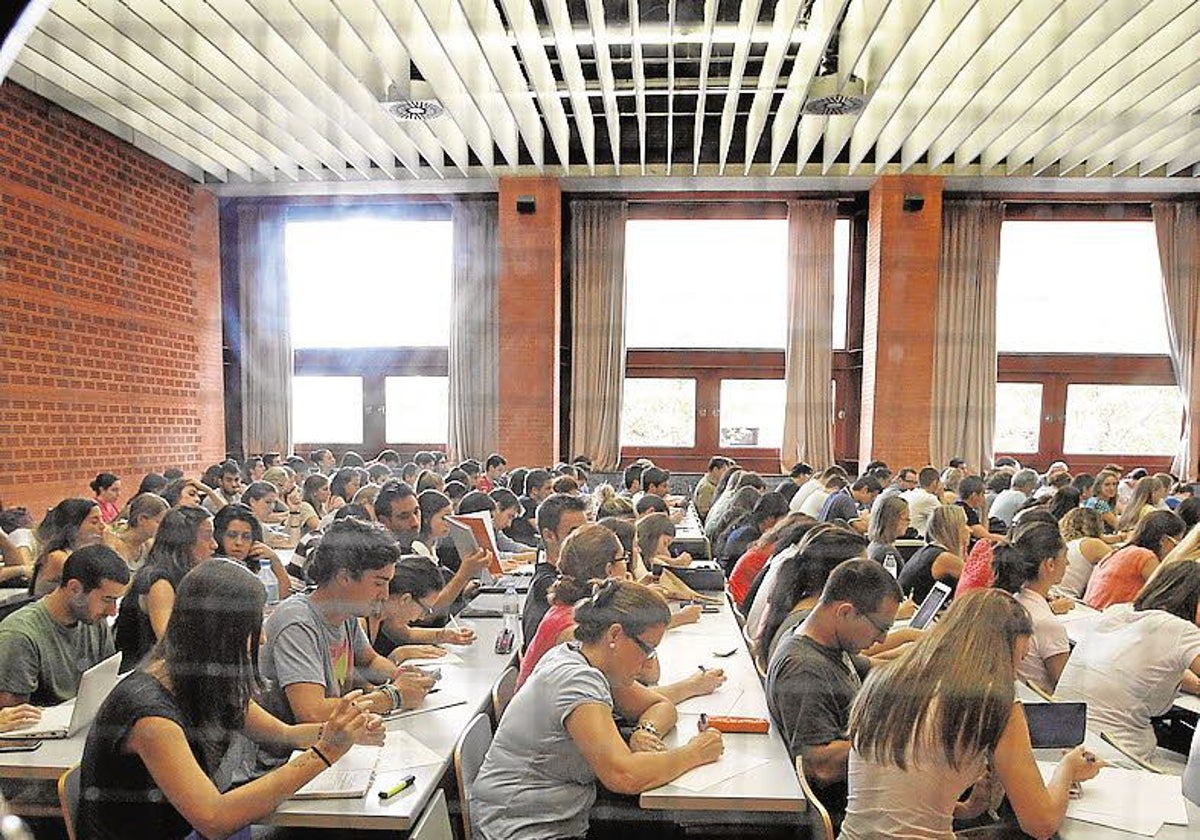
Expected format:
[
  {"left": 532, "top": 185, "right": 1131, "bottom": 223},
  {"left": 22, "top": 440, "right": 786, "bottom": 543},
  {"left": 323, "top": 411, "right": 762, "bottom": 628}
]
[
  {"left": 1036, "top": 761, "right": 1188, "bottom": 833},
  {"left": 674, "top": 686, "right": 745, "bottom": 716},
  {"left": 401, "top": 651, "right": 465, "bottom": 666},
  {"left": 668, "top": 754, "right": 770, "bottom": 792},
  {"left": 379, "top": 729, "right": 442, "bottom": 769},
  {"left": 383, "top": 690, "right": 467, "bottom": 719},
  {"left": 289, "top": 744, "right": 381, "bottom": 799}
]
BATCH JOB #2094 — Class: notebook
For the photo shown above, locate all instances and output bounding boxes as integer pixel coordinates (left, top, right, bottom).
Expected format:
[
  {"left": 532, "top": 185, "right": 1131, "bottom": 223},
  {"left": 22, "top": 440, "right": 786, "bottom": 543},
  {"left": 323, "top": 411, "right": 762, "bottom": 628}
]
[
  {"left": 8, "top": 653, "right": 121, "bottom": 740},
  {"left": 291, "top": 744, "right": 381, "bottom": 800}
]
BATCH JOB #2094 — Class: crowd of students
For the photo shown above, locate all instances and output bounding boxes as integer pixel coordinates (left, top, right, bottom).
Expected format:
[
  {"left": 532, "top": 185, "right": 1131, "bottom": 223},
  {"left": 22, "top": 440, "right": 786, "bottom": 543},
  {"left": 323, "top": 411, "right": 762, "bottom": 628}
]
[{"left": 2, "top": 449, "right": 1199, "bottom": 838}]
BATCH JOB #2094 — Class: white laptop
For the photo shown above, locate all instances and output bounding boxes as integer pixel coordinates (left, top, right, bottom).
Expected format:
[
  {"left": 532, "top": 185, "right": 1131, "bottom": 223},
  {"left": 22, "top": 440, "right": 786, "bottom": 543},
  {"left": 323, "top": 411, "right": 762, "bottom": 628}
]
[{"left": 8, "top": 652, "right": 121, "bottom": 739}]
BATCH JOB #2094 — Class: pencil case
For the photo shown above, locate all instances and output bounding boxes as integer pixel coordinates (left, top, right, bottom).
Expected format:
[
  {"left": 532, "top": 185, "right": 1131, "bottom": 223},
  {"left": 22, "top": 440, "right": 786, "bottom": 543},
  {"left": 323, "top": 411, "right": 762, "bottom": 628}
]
[{"left": 703, "top": 715, "right": 769, "bottom": 734}]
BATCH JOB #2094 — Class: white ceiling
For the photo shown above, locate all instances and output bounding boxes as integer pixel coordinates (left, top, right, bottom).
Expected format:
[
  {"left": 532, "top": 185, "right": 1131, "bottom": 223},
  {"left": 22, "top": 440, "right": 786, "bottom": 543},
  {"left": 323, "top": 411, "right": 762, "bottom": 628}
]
[{"left": 8, "top": 0, "right": 1200, "bottom": 189}]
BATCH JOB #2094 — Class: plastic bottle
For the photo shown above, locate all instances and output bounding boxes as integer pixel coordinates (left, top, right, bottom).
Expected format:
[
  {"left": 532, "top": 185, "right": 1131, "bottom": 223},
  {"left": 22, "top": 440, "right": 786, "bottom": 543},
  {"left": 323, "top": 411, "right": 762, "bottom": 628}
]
[
  {"left": 503, "top": 585, "right": 520, "bottom": 637},
  {"left": 882, "top": 551, "right": 898, "bottom": 579},
  {"left": 259, "top": 557, "right": 280, "bottom": 604}
]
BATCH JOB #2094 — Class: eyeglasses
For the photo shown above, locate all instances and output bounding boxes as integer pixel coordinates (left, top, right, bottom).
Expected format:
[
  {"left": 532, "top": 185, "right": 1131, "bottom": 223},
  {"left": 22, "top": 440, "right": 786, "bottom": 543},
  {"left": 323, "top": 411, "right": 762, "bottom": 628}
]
[
  {"left": 415, "top": 598, "right": 436, "bottom": 616},
  {"left": 628, "top": 632, "right": 658, "bottom": 660},
  {"left": 858, "top": 610, "right": 893, "bottom": 639}
]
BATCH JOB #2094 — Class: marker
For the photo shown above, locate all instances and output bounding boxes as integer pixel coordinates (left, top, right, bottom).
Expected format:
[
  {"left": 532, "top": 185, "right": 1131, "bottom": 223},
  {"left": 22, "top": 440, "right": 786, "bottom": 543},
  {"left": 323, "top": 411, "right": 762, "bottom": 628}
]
[
  {"left": 698, "top": 713, "right": 708, "bottom": 732},
  {"left": 379, "top": 774, "right": 417, "bottom": 800},
  {"left": 697, "top": 665, "right": 706, "bottom": 673}
]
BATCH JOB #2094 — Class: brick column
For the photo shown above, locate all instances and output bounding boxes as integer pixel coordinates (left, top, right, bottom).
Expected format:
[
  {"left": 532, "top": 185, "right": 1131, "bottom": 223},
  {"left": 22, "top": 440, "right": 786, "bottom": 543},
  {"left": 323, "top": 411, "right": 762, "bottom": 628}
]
[
  {"left": 860, "top": 176, "right": 944, "bottom": 468},
  {"left": 497, "top": 177, "right": 562, "bottom": 466}
]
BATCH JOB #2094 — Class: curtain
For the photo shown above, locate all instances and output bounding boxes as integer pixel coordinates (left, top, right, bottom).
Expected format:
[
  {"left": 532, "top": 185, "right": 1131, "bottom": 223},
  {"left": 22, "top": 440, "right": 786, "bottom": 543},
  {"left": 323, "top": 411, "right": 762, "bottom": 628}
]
[
  {"left": 1153, "top": 202, "right": 1200, "bottom": 479},
  {"left": 448, "top": 201, "right": 500, "bottom": 463},
  {"left": 781, "top": 200, "right": 837, "bottom": 471},
  {"left": 929, "top": 200, "right": 1003, "bottom": 472},
  {"left": 569, "top": 200, "right": 628, "bottom": 471},
  {"left": 238, "top": 203, "right": 292, "bottom": 457}
]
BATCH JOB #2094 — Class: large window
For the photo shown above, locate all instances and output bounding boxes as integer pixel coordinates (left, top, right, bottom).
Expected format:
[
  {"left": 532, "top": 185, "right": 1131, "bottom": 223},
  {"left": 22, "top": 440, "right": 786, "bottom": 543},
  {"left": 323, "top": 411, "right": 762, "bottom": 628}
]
[
  {"left": 619, "top": 212, "right": 855, "bottom": 472},
  {"left": 995, "top": 216, "right": 1179, "bottom": 472},
  {"left": 286, "top": 211, "right": 453, "bottom": 451}
]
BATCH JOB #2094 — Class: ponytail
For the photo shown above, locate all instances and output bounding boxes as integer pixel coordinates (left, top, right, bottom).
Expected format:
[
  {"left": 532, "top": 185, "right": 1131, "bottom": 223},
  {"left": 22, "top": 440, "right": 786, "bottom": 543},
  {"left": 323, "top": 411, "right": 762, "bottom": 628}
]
[{"left": 990, "top": 521, "right": 1064, "bottom": 593}]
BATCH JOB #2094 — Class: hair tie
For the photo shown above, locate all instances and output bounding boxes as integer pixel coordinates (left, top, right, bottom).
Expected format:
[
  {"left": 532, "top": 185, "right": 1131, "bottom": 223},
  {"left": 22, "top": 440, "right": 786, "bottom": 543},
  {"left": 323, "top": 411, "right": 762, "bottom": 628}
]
[{"left": 590, "top": 578, "right": 618, "bottom": 606}]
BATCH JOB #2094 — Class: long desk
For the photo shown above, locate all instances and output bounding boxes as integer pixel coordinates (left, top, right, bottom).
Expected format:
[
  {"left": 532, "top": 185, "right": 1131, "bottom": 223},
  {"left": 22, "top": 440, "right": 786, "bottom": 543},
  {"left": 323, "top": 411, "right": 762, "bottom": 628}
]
[{"left": 639, "top": 595, "right": 805, "bottom": 814}]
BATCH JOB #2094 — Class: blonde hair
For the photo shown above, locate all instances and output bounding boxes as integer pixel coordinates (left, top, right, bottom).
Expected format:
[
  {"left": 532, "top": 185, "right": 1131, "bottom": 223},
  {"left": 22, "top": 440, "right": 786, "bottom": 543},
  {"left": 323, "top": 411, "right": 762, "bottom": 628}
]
[
  {"left": 593, "top": 484, "right": 634, "bottom": 519},
  {"left": 1117, "top": 476, "right": 1161, "bottom": 532},
  {"left": 1149, "top": 522, "right": 1200, "bottom": 584},
  {"left": 926, "top": 504, "right": 967, "bottom": 556},
  {"left": 1060, "top": 507, "right": 1103, "bottom": 542},
  {"left": 550, "top": 525, "right": 623, "bottom": 606},
  {"left": 849, "top": 589, "right": 1032, "bottom": 771}
]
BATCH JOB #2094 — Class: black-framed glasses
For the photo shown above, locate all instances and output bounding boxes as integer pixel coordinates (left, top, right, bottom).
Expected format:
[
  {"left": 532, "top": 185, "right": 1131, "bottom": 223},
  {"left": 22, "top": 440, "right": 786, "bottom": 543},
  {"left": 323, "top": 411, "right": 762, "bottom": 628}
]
[
  {"left": 858, "top": 610, "right": 893, "bottom": 638},
  {"left": 627, "top": 632, "right": 658, "bottom": 660}
]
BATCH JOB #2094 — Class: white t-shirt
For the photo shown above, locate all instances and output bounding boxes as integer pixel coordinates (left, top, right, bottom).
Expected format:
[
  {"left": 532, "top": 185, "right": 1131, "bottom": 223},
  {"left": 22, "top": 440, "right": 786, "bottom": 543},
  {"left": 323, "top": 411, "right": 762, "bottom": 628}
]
[
  {"left": 1056, "top": 604, "right": 1200, "bottom": 761},
  {"left": 1014, "top": 588, "right": 1071, "bottom": 694},
  {"left": 798, "top": 488, "right": 830, "bottom": 519},
  {"left": 904, "top": 487, "right": 942, "bottom": 538},
  {"left": 1059, "top": 538, "right": 1100, "bottom": 599},
  {"left": 788, "top": 478, "right": 823, "bottom": 513}
]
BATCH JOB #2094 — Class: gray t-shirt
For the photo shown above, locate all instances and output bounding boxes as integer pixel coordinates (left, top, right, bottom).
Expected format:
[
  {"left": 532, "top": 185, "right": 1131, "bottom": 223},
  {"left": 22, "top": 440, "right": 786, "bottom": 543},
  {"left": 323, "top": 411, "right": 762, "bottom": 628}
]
[
  {"left": 471, "top": 643, "right": 612, "bottom": 840},
  {"left": 259, "top": 593, "right": 373, "bottom": 724},
  {"left": 989, "top": 488, "right": 1028, "bottom": 527},
  {"left": 0, "top": 599, "right": 115, "bottom": 705}
]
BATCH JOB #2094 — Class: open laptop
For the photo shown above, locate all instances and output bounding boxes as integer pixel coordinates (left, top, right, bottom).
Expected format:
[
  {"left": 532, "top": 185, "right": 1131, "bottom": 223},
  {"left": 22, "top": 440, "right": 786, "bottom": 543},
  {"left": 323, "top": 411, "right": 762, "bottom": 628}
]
[
  {"left": 908, "top": 581, "right": 953, "bottom": 631},
  {"left": 7, "top": 652, "right": 121, "bottom": 739}
]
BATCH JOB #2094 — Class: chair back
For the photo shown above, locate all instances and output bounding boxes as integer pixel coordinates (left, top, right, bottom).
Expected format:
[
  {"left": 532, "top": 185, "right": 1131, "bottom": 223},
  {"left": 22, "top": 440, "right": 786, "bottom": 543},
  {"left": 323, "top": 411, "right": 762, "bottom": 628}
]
[
  {"left": 453, "top": 713, "right": 494, "bottom": 839},
  {"left": 58, "top": 765, "right": 81, "bottom": 840},
  {"left": 794, "top": 755, "right": 834, "bottom": 840},
  {"left": 1184, "top": 720, "right": 1200, "bottom": 806},
  {"left": 491, "top": 666, "right": 518, "bottom": 722},
  {"left": 411, "top": 788, "right": 454, "bottom": 840}
]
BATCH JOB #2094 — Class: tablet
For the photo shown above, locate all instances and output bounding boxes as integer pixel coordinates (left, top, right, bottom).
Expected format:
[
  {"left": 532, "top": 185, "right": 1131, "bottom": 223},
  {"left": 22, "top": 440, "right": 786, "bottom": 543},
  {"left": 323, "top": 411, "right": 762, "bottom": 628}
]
[
  {"left": 908, "top": 581, "right": 952, "bottom": 630},
  {"left": 1024, "top": 701, "right": 1087, "bottom": 749}
]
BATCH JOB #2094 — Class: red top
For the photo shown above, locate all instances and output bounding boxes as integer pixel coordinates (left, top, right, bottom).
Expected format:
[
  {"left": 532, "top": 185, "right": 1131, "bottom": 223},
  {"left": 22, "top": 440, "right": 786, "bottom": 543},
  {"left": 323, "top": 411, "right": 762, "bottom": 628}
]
[
  {"left": 1084, "top": 545, "right": 1156, "bottom": 610},
  {"left": 955, "top": 540, "right": 995, "bottom": 598},
  {"left": 516, "top": 603, "right": 577, "bottom": 689},
  {"left": 477, "top": 476, "right": 495, "bottom": 494},
  {"left": 98, "top": 500, "right": 120, "bottom": 524},
  {"left": 728, "top": 543, "right": 773, "bottom": 608}
]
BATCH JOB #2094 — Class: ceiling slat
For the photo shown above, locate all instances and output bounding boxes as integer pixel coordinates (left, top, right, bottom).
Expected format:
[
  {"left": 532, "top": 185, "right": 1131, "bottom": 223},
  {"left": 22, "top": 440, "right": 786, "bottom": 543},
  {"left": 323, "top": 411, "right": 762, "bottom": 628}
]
[
  {"left": 796, "top": 115, "right": 827, "bottom": 173},
  {"left": 985, "top": 0, "right": 1189, "bottom": 172},
  {"left": 540, "top": 0, "right": 597, "bottom": 173},
  {"left": 716, "top": 0, "right": 761, "bottom": 174},
  {"left": 1106, "top": 106, "right": 1200, "bottom": 175},
  {"left": 629, "top": 0, "right": 647, "bottom": 174},
  {"left": 766, "top": 0, "right": 853, "bottom": 175},
  {"left": 493, "top": 0, "right": 571, "bottom": 172},
  {"left": 690, "top": 0, "right": 718, "bottom": 175},
  {"left": 1163, "top": 131, "right": 1200, "bottom": 176},
  {"left": 741, "top": 0, "right": 806, "bottom": 175},
  {"left": 952, "top": 0, "right": 1153, "bottom": 172},
  {"left": 583, "top": 0, "right": 623, "bottom": 171},
  {"left": 820, "top": 0, "right": 893, "bottom": 173}
]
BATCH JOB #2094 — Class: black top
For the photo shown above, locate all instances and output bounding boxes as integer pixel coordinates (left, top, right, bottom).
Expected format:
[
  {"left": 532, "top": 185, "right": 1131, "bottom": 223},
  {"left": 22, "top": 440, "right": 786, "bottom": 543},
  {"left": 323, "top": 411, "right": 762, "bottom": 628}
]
[
  {"left": 897, "top": 543, "right": 958, "bottom": 604},
  {"left": 114, "top": 565, "right": 177, "bottom": 672},
  {"left": 77, "top": 670, "right": 219, "bottom": 840},
  {"left": 503, "top": 497, "right": 540, "bottom": 547},
  {"left": 521, "top": 561, "right": 556, "bottom": 647}
]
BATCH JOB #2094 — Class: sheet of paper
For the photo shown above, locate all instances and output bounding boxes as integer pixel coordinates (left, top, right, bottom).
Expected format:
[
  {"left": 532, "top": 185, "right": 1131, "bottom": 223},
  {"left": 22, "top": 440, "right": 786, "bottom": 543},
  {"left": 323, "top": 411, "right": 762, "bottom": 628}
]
[
  {"left": 674, "top": 686, "right": 744, "bottom": 716},
  {"left": 1037, "top": 761, "right": 1188, "bottom": 832},
  {"left": 379, "top": 729, "right": 442, "bottom": 769},
  {"left": 292, "top": 769, "right": 374, "bottom": 799},
  {"left": 668, "top": 754, "right": 771, "bottom": 793},
  {"left": 384, "top": 691, "right": 467, "bottom": 719},
  {"left": 401, "top": 651, "right": 465, "bottom": 666}
]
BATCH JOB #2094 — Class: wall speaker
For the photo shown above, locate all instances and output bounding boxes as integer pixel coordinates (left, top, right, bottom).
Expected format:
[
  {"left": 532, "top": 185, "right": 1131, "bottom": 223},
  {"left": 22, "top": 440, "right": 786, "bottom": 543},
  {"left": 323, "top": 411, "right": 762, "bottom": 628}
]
[
  {"left": 902, "top": 194, "right": 924, "bottom": 213},
  {"left": 516, "top": 195, "right": 536, "bottom": 215}
]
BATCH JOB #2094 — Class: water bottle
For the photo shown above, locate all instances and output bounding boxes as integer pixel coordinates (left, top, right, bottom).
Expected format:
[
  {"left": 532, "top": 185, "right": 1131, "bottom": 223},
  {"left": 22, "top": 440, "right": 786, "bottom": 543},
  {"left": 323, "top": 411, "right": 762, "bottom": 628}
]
[
  {"left": 259, "top": 557, "right": 280, "bottom": 604},
  {"left": 883, "top": 551, "right": 898, "bottom": 579},
  {"left": 502, "top": 585, "right": 519, "bottom": 638}
]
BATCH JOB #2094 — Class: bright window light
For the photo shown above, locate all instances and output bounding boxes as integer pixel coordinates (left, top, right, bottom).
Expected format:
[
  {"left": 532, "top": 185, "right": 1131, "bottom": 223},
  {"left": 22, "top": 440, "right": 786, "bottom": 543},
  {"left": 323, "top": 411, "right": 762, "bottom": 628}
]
[
  {"left": 620, "top": 378, "right": 696, "bottom": 448},
  {"left": 385, "top": 376, "right": 448, "bottom": 444},
  {"left": 292, "top": 376, "right": 363, "bottom": 444}
]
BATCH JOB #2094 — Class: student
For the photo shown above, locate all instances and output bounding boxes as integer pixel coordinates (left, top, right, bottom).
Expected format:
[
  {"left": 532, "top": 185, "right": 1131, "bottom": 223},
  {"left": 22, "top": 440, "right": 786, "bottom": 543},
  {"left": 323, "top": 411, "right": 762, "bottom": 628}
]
[
  {"left": 729, "top": 514, "right": 810, "bottom": 608},
  {"left": 115, "top": 506, "right": 217, "bottom": 671},
  {"left": 694, "top": 456, "right": 733, "bottom": 521},
  {"left": 30, "top": 498, "right": 107, "bottom": 597},
  {"left": 135, "top": 472, "right": 168, "bottom": 498},
  {"left": 327, "top": 467, "right": 361, "bottom": 511},
  {"left": 957, "top": 475, "right": 1004, "bottom": 545},
  {"left": 0, "top": 544, "right": 129, "bottom": 708},
  {"left": 296, "top": 473, "right": 330, "bottom": 535},
  {"left": 842, "top": 589, "right": 1103, "bottom": 840},
  {"left": 242, "top": 480, "right": 300, "bottom": 547},
  {"left": 777, "top": 462, "right": 814, "bottom": 495},
  {"left": 991, "top": 468, "right": 1039, "bottom": 528},
  {"left": 766, "top": 559, "right": 902, "bottom": 820},
  {"left": 635, "top": 512, "right": 691, "bottom": 576},
  {"left": 1116, "top": 474, "right": 1167, "bottom": 532},
  {"left": 1083, "top": 509, "right": 1185, "bottom": 610},
  {"left": 866, "top": 494, "right": 909, "bottom": 576},
  {"left": 90, "top": 472, "right": 122, "bottom": 524},
  {"left": 202, "top": 461, "right": 242, "bottom": 515},
  {"left": 718, "top": 491, "right": 789, "bottom": 570},
  {"left": 706, "top": 471, "right": 766, "bottom": 538},
  {"left": 1083, "top": 470, "right": 1121, "bottom": 532},
  {"left": 902, "top": 467, "right": 943, "bottom": 538},
  {"left": 412, "top": 489, "right": 452, "bottom": 559},
  {"left": 259, "top": 518, "right": 434, "bottom": 726},
  {"left": 819, "top": 476, "right": 881, "bottom": 533},
  {"left": 471, "top": 580, "right": 724, "bottom": 840},
  {"left": 309, "top": 448, "right": 336, "bottom": 475},
  {"left": 990, "top": 522, "right": 1072, "bottom": 694},
  {"left": 374, "top": 482, "right": 420, "bottom": 551},
  {"left": 162, "top": 478, "right": 209, "bottom": 510},
  {"left": 78, "top": 560, "right": 384, "bottom": 840},
  {"left": 364, "top": 555, "right": 455, "bottom": 664},
  {"left": 523, "top": 494, "right": 589, "bottom": 644},
  {"left": 104, "top": 492, "right": 169, "bottom": 571},
  {"left": 789, "top": 465, "right": 834, "bottom": 514},
  {"left": 1056, "top": 507, "right": 1112, "bottom": 599},
  {"left": 798, "top": 474, "right": 845, "bottom": 520},
  {"left": 897, "top": 504, "right": 968, "bottom": 603},
  {"left": 506, "top": 468, "right": 553, "bottom": 547},
  {"left": 641, "top": 466, "right": 672, "bottom": 501},
  {"left": 212, "top": 504, "right": 291, "bottom": 600},
  {"left": 478, "top": 453, "right": 506, "bottom": 493},
  {"left": 1058, "top": 562, "right": 1200, "bottom": 762}
]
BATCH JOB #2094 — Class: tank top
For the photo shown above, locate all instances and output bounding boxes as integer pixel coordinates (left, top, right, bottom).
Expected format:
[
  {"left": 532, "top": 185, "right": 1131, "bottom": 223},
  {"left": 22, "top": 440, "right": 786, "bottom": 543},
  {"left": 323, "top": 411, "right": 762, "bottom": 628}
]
[
  {"left": 897, "top": 544, "right": 958, "bottom": 603},
  {"left": 1059, "top": 538, "right": 1095, "bottom": 599}
]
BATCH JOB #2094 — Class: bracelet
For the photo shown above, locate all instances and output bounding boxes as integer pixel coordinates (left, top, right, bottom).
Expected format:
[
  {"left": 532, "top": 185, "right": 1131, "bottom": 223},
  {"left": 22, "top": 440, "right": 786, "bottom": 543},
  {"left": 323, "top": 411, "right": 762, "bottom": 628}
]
[
  {"left": 316, "top": 722, "right": 326, "bottom": 744},
  {"left": 633, "top": 721, "right": 660, "bottom": 737},
  {"left": 380, "top": 683, "right": 402, "bottom": 712},
  {"left": 310, "top": 745, "right": 333, "bottom": 768}
]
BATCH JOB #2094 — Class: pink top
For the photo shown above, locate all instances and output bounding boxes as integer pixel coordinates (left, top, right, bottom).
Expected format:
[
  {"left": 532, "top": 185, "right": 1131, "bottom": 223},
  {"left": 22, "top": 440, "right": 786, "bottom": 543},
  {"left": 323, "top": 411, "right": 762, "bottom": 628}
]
[
  {"left": 98, "top": 500, "right": 120, "bottom": 524},
  {"left": 1084, "top": 545, "right": 1156, "bottom": 610},
  {"left": 729, "top": 543, "right": 773, "bottom": 608},
  {"left": 955, "top": 540, "right": 995, "bottom": 598},
  {"left": 516, "top": 603, "right": 577, "bottom": 689}
]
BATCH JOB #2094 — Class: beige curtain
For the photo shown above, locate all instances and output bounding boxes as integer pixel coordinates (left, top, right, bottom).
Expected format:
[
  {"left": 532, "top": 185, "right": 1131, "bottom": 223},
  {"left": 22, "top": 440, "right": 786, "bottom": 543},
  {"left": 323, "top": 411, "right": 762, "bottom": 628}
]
[
  {"left": 781, "top": 200, "right": 837, "bottom": 471},
  {"left": 448, "top": 201, "right": 500, "bottom": 463},
  {"left": 1153, "top": 202, "right": 1200, "bottom": 479},
  {"left": 569, "top": 200, "right": 628, "bottom": 471},
  {"left": 930, "top": 200, "right": 1003, "bottom": 471},
  {"left": 238, "top": 203, "right": 292, "bottom": 456}
]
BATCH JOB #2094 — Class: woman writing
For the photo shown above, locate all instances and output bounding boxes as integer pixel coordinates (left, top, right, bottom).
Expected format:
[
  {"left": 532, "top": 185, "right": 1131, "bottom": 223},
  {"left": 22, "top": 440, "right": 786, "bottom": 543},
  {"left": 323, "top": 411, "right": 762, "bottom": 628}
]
[
  {"left": 470, "top": 579, "right": 724, "bottom": 840},
  {"left": 115, "top": 507, "right": 217, "bottom": 671},
  {"left": 104, "top": 493, "right": 169, "bottom": 571},
  {"left": 79, "top": 560, "right": 384, "bottom": 840},
  {"left": 364, "top": 555, "right": 463, "bottom": 663},
  {"left": 841, "top": 589, "right": 1104, "bottom": 840}
]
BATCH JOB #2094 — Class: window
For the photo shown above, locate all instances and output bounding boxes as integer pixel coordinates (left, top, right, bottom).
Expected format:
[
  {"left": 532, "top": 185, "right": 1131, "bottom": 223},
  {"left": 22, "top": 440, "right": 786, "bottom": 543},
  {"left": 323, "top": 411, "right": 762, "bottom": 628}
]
[
  {"left": 1063, "top": 384, "right": 1183, "bottom": 455},
  {"left": 385, "top": 377, "right": 449, "bottom": 444},
  {"left": 287, "top": 218, "right": 453, "bottom": 349},
  {"left": 292, "top": 376, "right": 363, "bottom": 443},
  {"left": 620, "top": 378, "right": 696, "bottom": 448},
  {"left": 997, "top": 221, "right": 1169, "bottom": 354},
  {"left": 994, "top": 383, "right": 1043, "bottom": 453},
  {"left": 719, "top": 380, "right": 785, "bottom": 448}
]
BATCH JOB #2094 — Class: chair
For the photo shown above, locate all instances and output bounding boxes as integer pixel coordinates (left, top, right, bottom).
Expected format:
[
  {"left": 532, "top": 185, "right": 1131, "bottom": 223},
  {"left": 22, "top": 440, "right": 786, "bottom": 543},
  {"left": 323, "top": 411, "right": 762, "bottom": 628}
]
[
  {"left": 730, "top": 596, "right": 747, "bottom": 630},
  {"left": 410, "top": 788, "right": 454, "bottom": 840},
  {"left": 452, "top": 713, "right": 493, "bottom": 840},
  {"left": 1184, "top": 719, "right": 1200, "bottom": 806},
  {"left": 491, "top": 665, "right": 518, "bottom": 722},
  {"left": 57, "top": 765, "right": 81, "bottom": 840},
  {"left": 794, "top": 755, "right": 834, "bottom": 840}
]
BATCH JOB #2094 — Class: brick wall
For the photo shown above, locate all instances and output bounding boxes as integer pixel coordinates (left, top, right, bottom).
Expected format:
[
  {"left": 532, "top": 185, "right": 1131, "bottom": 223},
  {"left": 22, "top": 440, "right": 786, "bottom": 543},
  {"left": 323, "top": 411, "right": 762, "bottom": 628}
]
[{"left": 0, "top": 82, "right": 224, "bottom": 517}]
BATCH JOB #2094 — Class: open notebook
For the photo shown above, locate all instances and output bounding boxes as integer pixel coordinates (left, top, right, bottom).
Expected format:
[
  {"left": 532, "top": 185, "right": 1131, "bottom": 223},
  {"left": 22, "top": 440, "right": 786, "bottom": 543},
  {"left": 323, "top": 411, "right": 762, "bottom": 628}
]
[{"left": 289, "top": 731, "right": 443, "bottom": 800}]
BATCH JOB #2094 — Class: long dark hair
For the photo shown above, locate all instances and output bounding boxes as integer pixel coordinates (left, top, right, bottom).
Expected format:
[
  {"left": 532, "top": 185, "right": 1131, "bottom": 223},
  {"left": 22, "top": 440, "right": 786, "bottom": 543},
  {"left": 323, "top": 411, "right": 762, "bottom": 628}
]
[
  {"left": 31, "top": 498, "right": 99, "bottom": 593},
  {"left": 991, "top": 521, "right": 1065, "bottom": 593},
  {"left": 143, "top": 506, "right": 212, "bottom": 586},
  {"left": 416, "top": 490, "right": 452, "bottom": 543},
  {"left": 156, "top": 560, "right": 265, "bottom": 765}
]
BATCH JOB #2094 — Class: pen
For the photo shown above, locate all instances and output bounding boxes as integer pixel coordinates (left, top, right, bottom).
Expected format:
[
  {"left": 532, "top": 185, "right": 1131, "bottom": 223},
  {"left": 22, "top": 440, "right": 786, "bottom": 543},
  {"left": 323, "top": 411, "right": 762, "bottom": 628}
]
[
  {"left": 448, "top": 612, "right": 463, "bottom": 630},
  {"left": 378, "top": 774, "right": 417, "bottom": 800},
  {"left": 697, "top": 665, "right": 706, "bottom": 673}
]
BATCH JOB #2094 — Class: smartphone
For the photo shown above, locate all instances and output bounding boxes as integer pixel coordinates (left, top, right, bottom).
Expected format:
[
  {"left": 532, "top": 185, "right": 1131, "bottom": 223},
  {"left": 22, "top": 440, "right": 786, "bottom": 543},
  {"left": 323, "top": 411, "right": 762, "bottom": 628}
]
[
  {"left": 494, "top": 628, "right": 514, "bottom": 655},
  {"left": 0, "top": 739, "right": 42, "bottom": 752}
]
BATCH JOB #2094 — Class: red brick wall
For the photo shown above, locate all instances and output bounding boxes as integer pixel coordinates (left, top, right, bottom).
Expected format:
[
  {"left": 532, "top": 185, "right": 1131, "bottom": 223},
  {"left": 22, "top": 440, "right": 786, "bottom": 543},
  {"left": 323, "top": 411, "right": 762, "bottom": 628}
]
[
  {"left": 860, "top": 175, "right": 944, "bottom": 468},
  {"left": 497, "top": 178, "right": 562, "bottom": 466},
  {"left": 0, "top": 82, "right": 224, "bottom": 517}
]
